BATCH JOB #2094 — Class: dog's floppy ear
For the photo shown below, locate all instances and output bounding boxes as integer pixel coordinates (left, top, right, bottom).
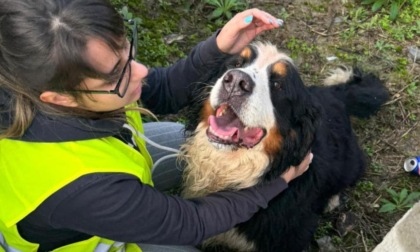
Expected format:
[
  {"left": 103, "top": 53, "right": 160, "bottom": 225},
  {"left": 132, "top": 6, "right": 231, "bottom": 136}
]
[
  {"left": 285, "top": 66, "right": 321, "bottom": 166},
  {"left": 267, "top": 95, "right": 320, "bottom": 179},
  {"left": 290, "top": 97, "right": 321, "bottom": 165}
]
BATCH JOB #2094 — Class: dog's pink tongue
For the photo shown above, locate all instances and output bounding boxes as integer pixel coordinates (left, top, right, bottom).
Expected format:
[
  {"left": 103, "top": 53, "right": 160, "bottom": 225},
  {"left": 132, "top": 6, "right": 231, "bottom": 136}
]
[
  {"left": 209, "top": 115, "right": 241, "bottom": 142},
  {"left": 208, "top": 115, "right": 264, "bottom": 147},
  {"left": 239, "top": 127, "right": 265, "bottom": 148}
]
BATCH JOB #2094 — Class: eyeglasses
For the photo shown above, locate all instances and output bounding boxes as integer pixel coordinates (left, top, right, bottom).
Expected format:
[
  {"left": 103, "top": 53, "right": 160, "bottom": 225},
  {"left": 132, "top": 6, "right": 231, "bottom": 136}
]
[{"left": 73, "top": 19, "right": 138, "bottom": 98}]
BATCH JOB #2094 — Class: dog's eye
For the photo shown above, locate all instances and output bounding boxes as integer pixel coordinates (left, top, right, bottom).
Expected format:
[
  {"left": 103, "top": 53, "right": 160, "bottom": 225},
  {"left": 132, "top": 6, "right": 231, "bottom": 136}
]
[
  {"left": 273, "top": 81, "right": 282, "bottom": 90},
  {"left": 234, "top": 58, "right": 246, "bottom": 68}
]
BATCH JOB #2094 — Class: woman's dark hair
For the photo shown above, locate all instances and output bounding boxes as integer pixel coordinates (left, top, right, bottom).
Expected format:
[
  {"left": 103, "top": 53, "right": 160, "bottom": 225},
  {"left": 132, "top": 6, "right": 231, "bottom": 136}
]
[{"left": 0, "top": 0, "right": 127, "bottom": 138}]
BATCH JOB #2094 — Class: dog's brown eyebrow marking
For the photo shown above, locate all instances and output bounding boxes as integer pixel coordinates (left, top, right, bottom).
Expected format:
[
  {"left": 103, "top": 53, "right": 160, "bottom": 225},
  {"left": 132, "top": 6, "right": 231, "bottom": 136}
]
[
  {"left": 240, "top": 47, "right": 253, "bottom": 59},
  {"left": 272, "top": 62, "right": 287, "bottom": 77}
]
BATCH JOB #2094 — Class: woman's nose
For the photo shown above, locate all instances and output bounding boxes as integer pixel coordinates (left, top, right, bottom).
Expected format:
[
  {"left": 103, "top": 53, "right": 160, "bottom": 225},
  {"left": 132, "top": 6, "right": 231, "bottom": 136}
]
[{"left": 131, "top": 61, "right": 148, "bottom": 80}]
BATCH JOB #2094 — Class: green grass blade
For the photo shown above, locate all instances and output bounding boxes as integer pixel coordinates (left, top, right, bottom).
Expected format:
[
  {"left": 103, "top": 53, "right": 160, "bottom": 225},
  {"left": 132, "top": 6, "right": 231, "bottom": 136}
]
[
  {"left": 372, "top": 0, "right": 385, "bottom": 12},
  {"left": 379, "top": 203, "right": 397, "bottom": 213},
  {"left": 389, "top": 2, "right": 400, "bottom": 20}
]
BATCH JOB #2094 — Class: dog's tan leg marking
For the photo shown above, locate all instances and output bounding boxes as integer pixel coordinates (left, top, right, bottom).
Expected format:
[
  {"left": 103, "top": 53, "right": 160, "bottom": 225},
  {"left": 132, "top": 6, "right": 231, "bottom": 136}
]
[{"left": 325, "top": 194, "right": 340, "bottom": 213}]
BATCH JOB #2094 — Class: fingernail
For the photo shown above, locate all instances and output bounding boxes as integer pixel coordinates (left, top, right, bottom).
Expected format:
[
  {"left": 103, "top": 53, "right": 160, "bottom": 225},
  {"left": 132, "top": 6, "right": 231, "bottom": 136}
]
[
  {"left": 276, "top": 19, "right": 284, "bottom": 26},
  {"left": 309, "top": 153, "right": 314, "bottom": 163},
  {"left": 244, "top": 15, "right": 253, "bottom": 24}
]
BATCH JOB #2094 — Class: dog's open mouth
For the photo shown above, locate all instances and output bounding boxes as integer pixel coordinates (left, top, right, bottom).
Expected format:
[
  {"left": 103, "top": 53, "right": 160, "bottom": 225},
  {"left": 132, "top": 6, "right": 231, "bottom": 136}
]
[{"left": 206, "top": 104, "right": 266, "bottom": 149}]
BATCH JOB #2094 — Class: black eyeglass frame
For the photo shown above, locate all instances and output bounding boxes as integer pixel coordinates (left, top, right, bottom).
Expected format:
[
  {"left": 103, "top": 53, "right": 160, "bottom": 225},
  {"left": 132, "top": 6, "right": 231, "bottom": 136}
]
[{"left": 72, "top": 19, "right": 138, "bottom": 98}]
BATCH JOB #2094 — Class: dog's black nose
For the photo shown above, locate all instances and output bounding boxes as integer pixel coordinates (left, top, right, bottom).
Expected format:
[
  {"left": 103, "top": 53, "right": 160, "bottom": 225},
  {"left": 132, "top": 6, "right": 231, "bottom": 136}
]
[{"left": 222, "top": 70, "right": 254, "bottom": 95}]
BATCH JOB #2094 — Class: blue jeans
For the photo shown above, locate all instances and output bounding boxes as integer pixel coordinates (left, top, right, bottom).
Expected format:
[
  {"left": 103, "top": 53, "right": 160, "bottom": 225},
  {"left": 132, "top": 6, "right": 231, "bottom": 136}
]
[
  {"left": 143, "top": 121, "right": 186, "bottom": 192},
  {"left": 140, "top": 122, "right": 201, "bottom": 252}
]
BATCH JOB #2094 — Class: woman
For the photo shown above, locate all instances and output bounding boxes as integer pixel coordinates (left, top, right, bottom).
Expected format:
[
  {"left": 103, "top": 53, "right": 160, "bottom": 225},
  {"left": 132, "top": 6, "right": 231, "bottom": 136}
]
[{"left": 0, "top": 0, "right": 312, "bottom": 251}]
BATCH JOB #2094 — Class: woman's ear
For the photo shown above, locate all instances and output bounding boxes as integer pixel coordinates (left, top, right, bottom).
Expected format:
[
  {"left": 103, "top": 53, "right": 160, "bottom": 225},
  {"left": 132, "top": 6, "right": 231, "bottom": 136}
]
[{"left": 39, "top": 91, "right": 78, "bottom": 107}]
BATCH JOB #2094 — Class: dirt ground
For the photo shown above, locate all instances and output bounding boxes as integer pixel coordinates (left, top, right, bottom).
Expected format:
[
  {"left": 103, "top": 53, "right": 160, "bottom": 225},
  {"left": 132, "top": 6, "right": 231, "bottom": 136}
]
[{"left": 131, "top": 0, "right": 420, "bottom": 251}]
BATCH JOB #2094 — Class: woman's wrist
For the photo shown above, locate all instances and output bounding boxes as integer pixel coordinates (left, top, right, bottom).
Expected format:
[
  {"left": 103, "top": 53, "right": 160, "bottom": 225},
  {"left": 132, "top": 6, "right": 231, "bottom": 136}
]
[{"left": 280, "top": 170, "right": 293, "bottom": 183}]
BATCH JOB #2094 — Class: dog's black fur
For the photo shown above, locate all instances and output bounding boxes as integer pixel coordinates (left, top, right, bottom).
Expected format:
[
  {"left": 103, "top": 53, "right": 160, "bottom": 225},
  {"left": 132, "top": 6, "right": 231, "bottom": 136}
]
[{"left": 183, "top": 43, "right": 389, "bottom": 252}]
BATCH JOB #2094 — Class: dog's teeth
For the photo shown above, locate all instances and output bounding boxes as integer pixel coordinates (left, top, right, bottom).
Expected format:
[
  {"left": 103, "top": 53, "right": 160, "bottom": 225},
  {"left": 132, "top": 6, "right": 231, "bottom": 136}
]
[{"left": 216, "top": 106, "right": 227, "bottom": 117}]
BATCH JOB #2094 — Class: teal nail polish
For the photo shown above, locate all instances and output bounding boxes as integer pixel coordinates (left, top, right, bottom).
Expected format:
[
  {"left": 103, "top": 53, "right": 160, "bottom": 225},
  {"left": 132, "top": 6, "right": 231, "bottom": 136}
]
[{"left": 244, "top": 15, "right": 253, "bottom": 24}]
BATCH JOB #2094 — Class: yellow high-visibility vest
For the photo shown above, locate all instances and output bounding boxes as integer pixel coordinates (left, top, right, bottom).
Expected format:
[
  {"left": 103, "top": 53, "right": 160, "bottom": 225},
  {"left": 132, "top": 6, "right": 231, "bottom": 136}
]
[{"left": 0, "top": 109, "right": 152, "bottom": 252}]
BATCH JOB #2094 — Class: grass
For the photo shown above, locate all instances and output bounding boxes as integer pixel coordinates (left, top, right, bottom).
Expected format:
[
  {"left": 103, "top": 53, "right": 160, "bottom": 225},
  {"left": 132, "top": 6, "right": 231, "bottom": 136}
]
[
  {"left": 205, "top": 0, "right": 248, "bottom": 21},
  {"left": 379, "top": 188, "right": 420, "bottom": 213}
]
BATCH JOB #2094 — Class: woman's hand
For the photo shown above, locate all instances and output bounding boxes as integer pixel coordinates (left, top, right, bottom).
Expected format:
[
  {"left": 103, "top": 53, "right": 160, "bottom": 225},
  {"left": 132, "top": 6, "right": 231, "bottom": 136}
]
[
  {"left": 281, "top": 152, "right": 314, "bottom": 183},
  {"left": 216, "top": 8, "right": 284, "bottom": 55}
]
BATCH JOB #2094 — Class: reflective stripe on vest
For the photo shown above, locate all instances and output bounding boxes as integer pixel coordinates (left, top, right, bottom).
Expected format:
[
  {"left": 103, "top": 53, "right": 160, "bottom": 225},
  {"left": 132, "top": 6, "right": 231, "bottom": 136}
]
[
  {"left": 0, "top": 232, "right": 20, "bottom": 252},
  {"left": 0, "top": 233, "right": 133, "bottom": 252},
  {"left": 93, "top": 241, "right": 125, "bottom": 252}
]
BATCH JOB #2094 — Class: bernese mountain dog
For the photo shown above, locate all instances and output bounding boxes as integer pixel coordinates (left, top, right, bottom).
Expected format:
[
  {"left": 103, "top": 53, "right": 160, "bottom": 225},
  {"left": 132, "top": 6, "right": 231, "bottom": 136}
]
[{"left": 180, "top": 42, "right": 389, "bottom": 252}]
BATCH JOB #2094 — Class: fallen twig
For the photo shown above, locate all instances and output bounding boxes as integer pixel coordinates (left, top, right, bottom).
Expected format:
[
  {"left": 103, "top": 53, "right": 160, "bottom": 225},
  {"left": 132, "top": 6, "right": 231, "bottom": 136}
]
[
  {"left": 299, "top": 19, "right": 342, "bottom": 37},
  {"left": 360, "top": 230, "right": 368, "bottom": 252},
  {"left": 401, "top": 121, "right": 419, "bottom": 138}
]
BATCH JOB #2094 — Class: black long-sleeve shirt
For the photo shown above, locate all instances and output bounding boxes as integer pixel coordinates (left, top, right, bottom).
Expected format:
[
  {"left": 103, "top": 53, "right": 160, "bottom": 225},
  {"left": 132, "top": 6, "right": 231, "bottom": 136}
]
[{"left": 8, "top": 32, "right": 289, "bottom": 251}]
